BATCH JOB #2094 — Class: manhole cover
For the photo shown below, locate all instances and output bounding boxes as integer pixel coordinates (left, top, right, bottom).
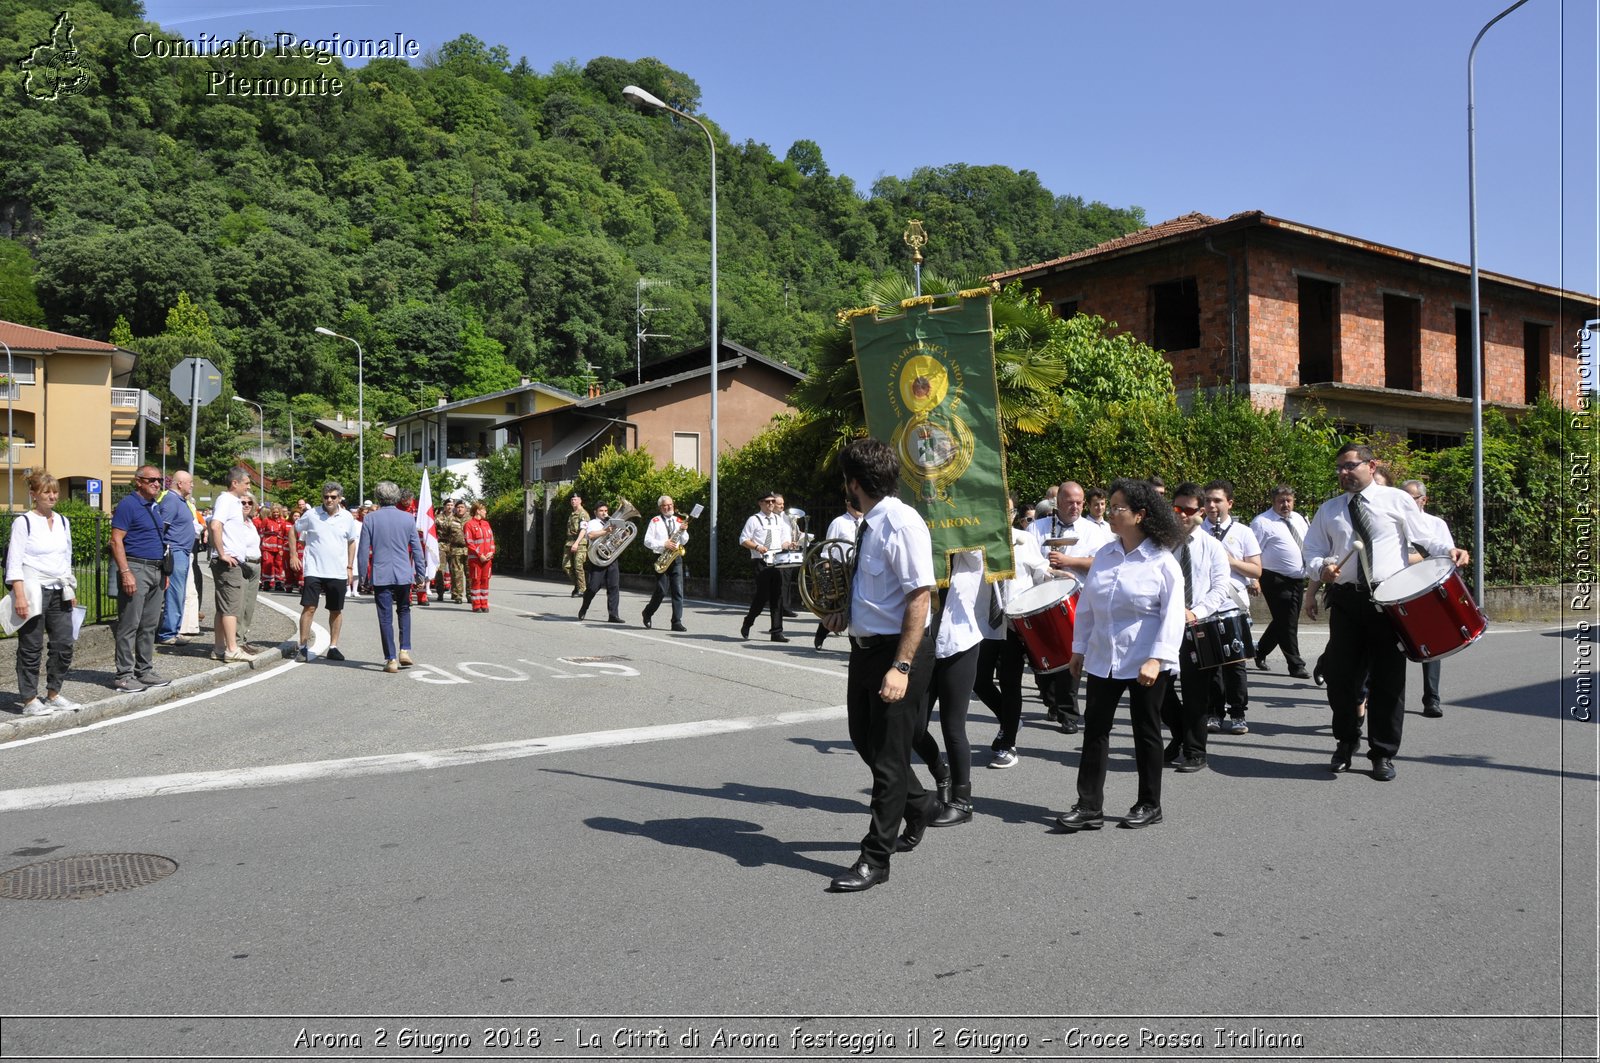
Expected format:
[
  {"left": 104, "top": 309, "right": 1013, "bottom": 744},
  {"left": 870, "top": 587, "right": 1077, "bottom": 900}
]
[
  {"left": 0, "top": 853, "right": 178, "bottom": 900},
  {"left": 560, "top": 656, "right": 628, "bottom": 664}
]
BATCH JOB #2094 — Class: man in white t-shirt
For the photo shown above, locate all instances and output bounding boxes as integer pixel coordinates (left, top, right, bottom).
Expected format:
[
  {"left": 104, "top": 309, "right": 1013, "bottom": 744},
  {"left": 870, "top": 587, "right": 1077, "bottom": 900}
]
[
  {"left": 209, "top": 466, "right": 263, "bottom": 663},
  {"left": 1200, "top": 478, "right": 1262, "bottom": 735},
  {"left": 290, "top": 480, "right": 361, "bottom": 662}
]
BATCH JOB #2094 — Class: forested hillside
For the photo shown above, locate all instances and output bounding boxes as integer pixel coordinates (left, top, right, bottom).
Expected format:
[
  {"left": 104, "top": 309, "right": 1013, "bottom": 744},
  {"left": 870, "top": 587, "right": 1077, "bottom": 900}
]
[{"left": 0, "top": 0, "right": 1144, "bottom": 426}]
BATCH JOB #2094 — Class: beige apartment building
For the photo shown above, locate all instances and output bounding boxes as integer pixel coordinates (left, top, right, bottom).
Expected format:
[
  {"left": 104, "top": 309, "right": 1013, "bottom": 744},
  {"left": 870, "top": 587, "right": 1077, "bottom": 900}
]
[{"left": 0, "top": 319, "right": 144, "bottom": 512}]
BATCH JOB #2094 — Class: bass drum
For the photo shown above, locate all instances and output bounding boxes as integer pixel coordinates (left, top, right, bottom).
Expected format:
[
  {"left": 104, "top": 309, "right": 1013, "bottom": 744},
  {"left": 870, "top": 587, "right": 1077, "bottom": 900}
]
[
  {"left": 1003, "top": 577, "right": 1080, "bottom": 675},
  {"left": 1371, "top": 556, "right": 1487, "bottom": 662}
]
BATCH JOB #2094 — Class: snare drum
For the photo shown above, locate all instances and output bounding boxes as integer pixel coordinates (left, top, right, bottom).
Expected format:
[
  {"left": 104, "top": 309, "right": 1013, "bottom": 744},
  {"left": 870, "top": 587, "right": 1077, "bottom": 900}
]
[
  {"left": 768, "top": 549, "right": 805, "bottom": 569},
  {"left": 1004, "top": 577, "right": 1080, "bottom": 674},
  {"left": 1183, "top": 607, "right": 1253, "bottom": 670},
  {"left": 1371, "top": 557, "right": 1487, "bottom": 662}
]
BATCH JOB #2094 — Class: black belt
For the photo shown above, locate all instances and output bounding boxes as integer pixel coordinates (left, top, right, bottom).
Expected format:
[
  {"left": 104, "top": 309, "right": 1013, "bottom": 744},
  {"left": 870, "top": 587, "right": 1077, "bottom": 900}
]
[
  {"left": 127, "top": 556, "right": 162, "bottom": 566},
  {"left": 850, "top": 633, "right": 897, "bottom": 650}
]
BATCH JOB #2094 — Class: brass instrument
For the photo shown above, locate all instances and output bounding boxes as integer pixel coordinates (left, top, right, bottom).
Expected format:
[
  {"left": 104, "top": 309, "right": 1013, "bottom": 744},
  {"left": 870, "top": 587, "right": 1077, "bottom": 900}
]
[
  {"left": 768, "top": 507, "right": 810, "bottom": 569},
  {"left": 652, "top": 502, "right": 703, "bottom": 574},
  {"left": 587, "top": 498, "right": 640, "bottom": 567},
  {"left": 798, "top": 537, "right": 856, "bottom": 624}
]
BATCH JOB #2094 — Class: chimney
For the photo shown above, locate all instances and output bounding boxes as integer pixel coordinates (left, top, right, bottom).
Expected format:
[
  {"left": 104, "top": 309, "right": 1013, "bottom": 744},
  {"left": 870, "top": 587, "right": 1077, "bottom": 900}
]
[
  {"left": 589, "top": 382, "right": 602, "bottom": 399},
  {"left": 437, "top": 396, "right": 447, "bottom": 407}
]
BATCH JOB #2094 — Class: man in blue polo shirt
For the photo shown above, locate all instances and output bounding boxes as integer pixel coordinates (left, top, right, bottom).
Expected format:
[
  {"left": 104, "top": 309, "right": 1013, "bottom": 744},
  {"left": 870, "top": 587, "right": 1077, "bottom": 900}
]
[{"left": 109, "top": 465, "right": 173, "bottom": 692}]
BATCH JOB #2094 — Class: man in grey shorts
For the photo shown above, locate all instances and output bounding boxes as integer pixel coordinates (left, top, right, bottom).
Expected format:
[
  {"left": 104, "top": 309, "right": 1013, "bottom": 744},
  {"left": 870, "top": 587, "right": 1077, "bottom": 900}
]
[
  {"left": 290, "top": 481, "right": 359, "bottom": 662},
  {"left": 209, "top": 466, "right": 262, "bottom": 663}
]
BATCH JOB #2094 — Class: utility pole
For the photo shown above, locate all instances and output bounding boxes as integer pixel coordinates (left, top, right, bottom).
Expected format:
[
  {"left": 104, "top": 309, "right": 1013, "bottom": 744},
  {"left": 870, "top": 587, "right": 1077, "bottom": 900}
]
[{"left": 635, "top": 277, "right": 673, "bottom": 379}]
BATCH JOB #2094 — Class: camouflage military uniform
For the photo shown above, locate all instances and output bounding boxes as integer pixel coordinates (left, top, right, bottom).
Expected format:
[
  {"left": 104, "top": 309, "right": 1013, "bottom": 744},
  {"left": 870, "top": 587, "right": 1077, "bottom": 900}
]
[
  {"left": 436, "top": 509, "right": 468, "bottom": 603},
  {"left": 563, "top": 505, "right": 590, "bottom": 595}
]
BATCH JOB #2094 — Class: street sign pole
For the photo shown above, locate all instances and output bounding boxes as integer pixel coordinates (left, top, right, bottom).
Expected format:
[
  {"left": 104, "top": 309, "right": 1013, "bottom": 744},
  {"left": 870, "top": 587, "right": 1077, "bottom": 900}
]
[{"left": 187, "top": 359, "right": 199, "bottom": 477}]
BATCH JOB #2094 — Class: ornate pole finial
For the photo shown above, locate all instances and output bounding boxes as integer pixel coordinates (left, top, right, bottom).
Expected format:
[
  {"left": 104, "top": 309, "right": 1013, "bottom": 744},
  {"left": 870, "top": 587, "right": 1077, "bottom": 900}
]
[{"left": 903, "top": 220, "right": 927, "bottom": 297}]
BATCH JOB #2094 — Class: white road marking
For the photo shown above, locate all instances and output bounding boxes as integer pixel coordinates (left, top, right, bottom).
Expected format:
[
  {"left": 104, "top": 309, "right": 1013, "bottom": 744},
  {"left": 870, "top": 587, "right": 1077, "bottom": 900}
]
[{"left": 0, "top": 704, "right": 849, "bottom": 811}]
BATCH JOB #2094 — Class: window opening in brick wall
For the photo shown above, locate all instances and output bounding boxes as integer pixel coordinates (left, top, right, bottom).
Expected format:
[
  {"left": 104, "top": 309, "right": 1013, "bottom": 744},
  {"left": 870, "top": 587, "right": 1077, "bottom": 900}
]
[
  {"left": 1523, "top": 322, "right": 1550, "bottom": 404},
  {"left": 1408, "top": 430, "right": 1464, "bottom": 452},
  {"left": 1055, "top": 299, "right": 1079, "bottom": 320},
  {"left": 1383, "top": 294, "right": 1421, "bottom": 391},
  {"left": 1297, "top": 277, "right": 1339, "bottom": 385},
  {"left": 1150, "top": 278, "right": 1200, "bottom": 351},
  {"left": 1455, "top": 307, "right": 1486, "bottom": 398}
]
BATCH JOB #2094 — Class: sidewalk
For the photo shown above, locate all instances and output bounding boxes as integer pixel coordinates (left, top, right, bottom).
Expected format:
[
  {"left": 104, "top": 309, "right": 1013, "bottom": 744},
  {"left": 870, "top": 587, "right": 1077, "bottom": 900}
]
[{"left": 0, "top": 590, "right": 300, "bottom": 744}]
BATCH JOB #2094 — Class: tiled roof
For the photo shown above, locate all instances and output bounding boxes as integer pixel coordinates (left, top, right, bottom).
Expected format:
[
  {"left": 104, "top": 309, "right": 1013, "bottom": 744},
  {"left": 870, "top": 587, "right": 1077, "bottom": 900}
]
[
  {"left": 993, "top": 212, "right": 1254, "bottom": 280},
  {"left": 0, "top": 320, "right": 121, "bottom": 354}
]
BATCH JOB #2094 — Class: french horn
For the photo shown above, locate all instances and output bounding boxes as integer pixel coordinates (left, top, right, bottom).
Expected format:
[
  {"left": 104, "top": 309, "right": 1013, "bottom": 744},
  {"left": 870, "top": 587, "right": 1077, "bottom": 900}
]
[{"left": 798, "top": 537, "right": 855, "bottom": 625}]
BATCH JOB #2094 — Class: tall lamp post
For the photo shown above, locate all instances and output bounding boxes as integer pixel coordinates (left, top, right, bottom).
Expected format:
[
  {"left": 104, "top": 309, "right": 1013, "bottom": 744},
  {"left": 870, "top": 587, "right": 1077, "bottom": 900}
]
[
  {"left": 1, "top": 339, "right": 13, "bottom": 513},
  {"left": 232, "top": 396, "right": 266, "bottom": 502},
  {"left": 313, "top": 326, "right": 365, "bottom": 505},
  {"left": 1467, "top": 0, "right": 1531, "bottom": 606},
  {"left": 623, "top": 84, "right": 721, "bottom": 595}
]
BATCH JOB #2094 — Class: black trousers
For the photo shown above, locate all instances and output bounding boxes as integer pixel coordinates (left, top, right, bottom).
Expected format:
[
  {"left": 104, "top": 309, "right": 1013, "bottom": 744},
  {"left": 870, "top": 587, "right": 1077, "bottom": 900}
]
[
  {"left": 1207, "top": 659, "right": 1249, "bottom": 718},
  {"left": 1077, "top": 671, "right": 1170, "bottom": 813},
  {"left": 1257, "top": 569, "right": 1307, "bottom": 671},
  {"left": 1159, "top": 649, "right": 1209, "bottom": 758},
  {"left": 579, "top": 560, "right": 620, "bottom": 620},
  {"left": 847, "top": 633, "right": 938, "bottom": 869},
  {"left": 1040, "top": 667, "right": 1080, "bottom": 718},
  {"left": 973, "top": 633, "right": 1025, "bottom": 748},
  {"left": 1326, "top": 583, "right": 1407, "bottom": 759},
  {"left": 15, "top": 587, "right": 76, "bottom": 701},
  {"left": 644, "top": 559, "right": 685, "bottom": 625},
  {"left": 1421, "top": 660, "right": 1441, "bottom": 708},
  {"left": 743, "top": 561, "right": 786, "bottom": 633},
  {"left": 911, "top": 641, "right": 980, "bottom": 789}
]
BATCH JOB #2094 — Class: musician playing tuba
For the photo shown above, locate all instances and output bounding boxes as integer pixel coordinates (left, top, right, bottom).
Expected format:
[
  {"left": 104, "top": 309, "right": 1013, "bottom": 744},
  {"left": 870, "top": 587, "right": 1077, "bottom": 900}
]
[
  {"left": 576, "top": 501, "right": 625, "bottom": 624},
  {"left": 642, "top": 495, "right": 689, "bottom": 632}
]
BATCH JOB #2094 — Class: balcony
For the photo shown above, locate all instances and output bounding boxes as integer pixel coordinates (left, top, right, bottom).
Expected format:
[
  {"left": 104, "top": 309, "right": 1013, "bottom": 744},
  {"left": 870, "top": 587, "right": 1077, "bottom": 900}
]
[
  {"left": 111, "top": 388, "right": 140, "bottom": 408},
  {"left": 110, "top": 443, "right": 140, "bottom": 468}
]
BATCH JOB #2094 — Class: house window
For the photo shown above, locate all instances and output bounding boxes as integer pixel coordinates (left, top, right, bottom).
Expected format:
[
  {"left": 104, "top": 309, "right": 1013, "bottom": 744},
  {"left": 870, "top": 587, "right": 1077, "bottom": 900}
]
[
  {"left": 1150, "top": 278, "right": 1200, "bottom": 351},
  {"left": 1297, "top": 277, "right": 1339, "bottom": 384},
  {"left": 1055, "top": 299, "right": 1079, "bottom": 320},
  {"left": 1408, "top": 430, "right": 1464, "bottom": 451},
  {"left": 1382, "top": 294, "right": 1421, "bottom": 391},
  {"left": 6, "top": 356, "right": 36, "bottom": 384},
  {"left": 1524, "top": 322, "right": 1550, "bottom": 403},
  {"left": 672, "top": 432, "right": 700, "bottom": 472},
  {"left": 1455, "top": 307, "right": 1487, "bottom": 398}
]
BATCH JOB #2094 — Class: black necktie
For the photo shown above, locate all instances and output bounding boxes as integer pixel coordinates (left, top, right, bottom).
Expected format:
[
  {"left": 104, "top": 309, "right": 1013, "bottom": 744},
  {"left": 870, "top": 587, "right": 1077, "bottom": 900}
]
[
  {"left": 1179, "top": 541, "right": 1194, "bottom": 608},
  {"left": 1211, "top": 521, "right": 1226, "bottom": 542},
  {"left": 986, "top": 580, "right": 1005, "bottom": 629},
  {"left": 1348, "top": 493, "right": 1375, "bottom": 589}
]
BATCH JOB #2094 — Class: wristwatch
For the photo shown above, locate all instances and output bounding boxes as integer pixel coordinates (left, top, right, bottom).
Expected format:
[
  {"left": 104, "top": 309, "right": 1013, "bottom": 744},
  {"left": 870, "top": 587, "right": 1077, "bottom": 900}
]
[{"left": 891, "top": 660, "right": 912, "bottom": 675}]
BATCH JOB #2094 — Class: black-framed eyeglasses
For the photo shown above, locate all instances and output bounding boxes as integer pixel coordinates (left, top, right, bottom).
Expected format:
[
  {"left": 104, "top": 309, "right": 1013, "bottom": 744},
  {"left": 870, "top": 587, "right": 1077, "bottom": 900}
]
[{"left": 1336, "top": 461, "right": 1368, "bottom": 472}]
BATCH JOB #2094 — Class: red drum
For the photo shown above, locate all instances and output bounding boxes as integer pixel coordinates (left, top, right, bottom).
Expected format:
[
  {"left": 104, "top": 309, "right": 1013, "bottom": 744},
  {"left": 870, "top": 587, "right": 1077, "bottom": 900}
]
[
  {"left": 1372, "top": 556, "right": 1487, "bottom": 662},
  {"left": 1004, "top": 577, "right": 1080, "bottom": 674},
  {"left": 1183, "top": 607, "right": 1253, "bottom": 670}
]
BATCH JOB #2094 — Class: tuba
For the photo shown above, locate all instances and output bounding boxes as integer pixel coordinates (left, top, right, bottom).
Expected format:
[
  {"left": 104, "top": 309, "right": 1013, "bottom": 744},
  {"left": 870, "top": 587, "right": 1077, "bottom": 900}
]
[
  {"left": 587, "top": 498, "right": 640, "bottom": 567},
  {"left": 798, "top": 537, "right": 855, "bottom": 625}
]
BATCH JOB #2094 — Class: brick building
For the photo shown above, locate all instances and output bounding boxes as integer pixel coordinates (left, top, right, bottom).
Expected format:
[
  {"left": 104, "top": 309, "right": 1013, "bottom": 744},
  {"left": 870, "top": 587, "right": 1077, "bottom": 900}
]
[{"left": 993, "top": 211, "right": 1595, "bottom": 446}]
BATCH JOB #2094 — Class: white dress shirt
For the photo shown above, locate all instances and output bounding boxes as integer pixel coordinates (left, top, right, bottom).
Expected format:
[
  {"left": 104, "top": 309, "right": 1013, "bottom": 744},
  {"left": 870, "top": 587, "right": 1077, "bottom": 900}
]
[
  {"left": 848, "top": 494, "right": 934, "bottom": 638},
  {"left": 1410, "top": 510, "right": 1455, "bottom": 553},
  {"left": 1028, "top": 513, "right": 1113, "bottom": 559},
  {"left": 739, "top": 511, "right": 787, "bottom": 560},
  {"left": 977, "top": 527, "right": 1052, "bottom": 641},
  {"left": 935, "top": 549, "right": 985, "bottom": 658},
  {"left": 1071, "top": 536, "right": 1185, "bottom": 679},
  {"left": 644, "top": 513, "right": 686, "bottom": 554},
  {"left": 1175, "top": 527, "right": 1234, "bottom": 620},
  {"left": 1301, "top": 484, "right": 1453, "bottom": 586},
  {"left": 824, "top": 512, "right": 861, "bottom": 543},
  {"left": 1249, "top": 508, "right": 1310, "bottom": 577}
]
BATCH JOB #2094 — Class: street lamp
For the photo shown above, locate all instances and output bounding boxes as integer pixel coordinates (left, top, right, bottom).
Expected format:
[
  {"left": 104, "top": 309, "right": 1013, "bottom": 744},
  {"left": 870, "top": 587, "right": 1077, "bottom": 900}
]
[
  {"left": 314, "top": 326, "right": 364, "bottom": 505},
  {"left": 1, "top": 339, "right": 13, "bottom": 512},
  {"left": 232, "top": 395, "right": 265, "bottom": 502},
  {"left": 1466, "top": 0, "right": 1531, "bottom": 606},
  {"left": 623, "top": 84, "right": 721, "bottom": 595}
]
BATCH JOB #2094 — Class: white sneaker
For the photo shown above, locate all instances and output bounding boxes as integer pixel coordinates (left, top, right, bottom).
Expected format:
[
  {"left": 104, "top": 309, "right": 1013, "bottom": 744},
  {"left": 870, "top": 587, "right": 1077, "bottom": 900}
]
[
  {"left": 47, "top": 693, "right": 79, "bottom": 709},
  {"left": 223, "top": 647, "right": 256, "bottom": 663},
  {"left": 304, "top": 645, "right": 317, "bottom": 664},
  {"left": 21, "top": 697, "right": 51, "bottom": 716}
]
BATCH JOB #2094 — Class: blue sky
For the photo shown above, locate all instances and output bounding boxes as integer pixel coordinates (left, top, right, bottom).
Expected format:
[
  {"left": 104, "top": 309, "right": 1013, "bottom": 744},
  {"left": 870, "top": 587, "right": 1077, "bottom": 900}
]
[{"left": 144, "top": 0, "right": 1597, "bottom": 300}]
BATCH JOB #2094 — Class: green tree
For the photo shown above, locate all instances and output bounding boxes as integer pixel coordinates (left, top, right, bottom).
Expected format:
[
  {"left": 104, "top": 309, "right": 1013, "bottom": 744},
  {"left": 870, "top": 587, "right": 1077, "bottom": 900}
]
[{"left": 0, "top": 240, "right": 46, "bottom": 326}]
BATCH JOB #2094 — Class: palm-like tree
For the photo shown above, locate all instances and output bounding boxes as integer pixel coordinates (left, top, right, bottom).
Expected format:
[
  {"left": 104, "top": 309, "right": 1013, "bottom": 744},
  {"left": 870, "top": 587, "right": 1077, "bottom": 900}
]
[{"left": 789, "top": 274, "right": 1068, "bottom": 462}]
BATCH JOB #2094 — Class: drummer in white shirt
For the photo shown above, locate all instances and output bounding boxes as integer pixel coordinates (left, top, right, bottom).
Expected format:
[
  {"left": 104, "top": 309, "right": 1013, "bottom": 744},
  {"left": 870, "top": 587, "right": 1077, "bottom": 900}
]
[
  {"left": 1200, "top": 479, "right": 1262, "bottom": 736},
  {"left": 1401, "top": 479, "right": 1455, "bottom": 719},
  {"left": 1158, "top": 484, "right": 1234, "bottom": 773},
  {"left": 972, "top": 497, "right": 1054, "bottom": 768},
  {"left": 1027, "top": 480, "right": 1113, "bottom": 733}
]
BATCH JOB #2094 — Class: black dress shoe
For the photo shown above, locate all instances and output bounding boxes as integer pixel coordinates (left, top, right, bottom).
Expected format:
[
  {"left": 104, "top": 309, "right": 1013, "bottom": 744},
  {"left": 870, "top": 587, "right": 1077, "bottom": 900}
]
[
  {"left": 1055, "top": 806, "right": 1103, "bottom": 831},
  {"left": 1122, "top": 803, "right": 1163, "bottom": 828},
  {"left": 606, "top": 616, "right": 624, "bottom": 624},
  {"left": 781, "top": 608, "right": 798, "bottom": 618},
  {"left": 1313, "top": 664, "right": 1326, "bottom": 687},
  {"left": 641, "top": 613, "right": 653, "bottom": 629},
  {"left": 1289, "top": 667, "right": 1312, "bottom": 680},
  {"left": 829, "top": 859, "right": 889, "bottom": 892},
  {"left": 770, "top": 633, "right": 789, "bottom": 643},
  {"left": 1371, "top": 757, "right": 1397, "bottom": 781},
  {"left": 671, "top": 622, "right": 688, "bottom": 632},
  {"left": 1059, "top": 713, "right": 1081, "bottom": 735},
  {"left": 1330, "top": 743, "right": 1356, "bottom": 773},
  {"left": 577, "top": 610, "right": 588, "bottom": 622},
  {"left": 1174, "top": 754, "right": 1207, "bottom": 773},
  {"left": 895, "top": 821, "right": 926, "bottom": 853},
  {"left": 1422, "top": 702, "right": 1443, "bottom": 718},
  {"left": 740, "top": 619, "right": 752, "bottom": 640},
  {"left": 570, "top": 589, "right": 579, "bottom": 597},
  {"left": 1254, "top": 654, "right": 1269, "bottom": 671}
]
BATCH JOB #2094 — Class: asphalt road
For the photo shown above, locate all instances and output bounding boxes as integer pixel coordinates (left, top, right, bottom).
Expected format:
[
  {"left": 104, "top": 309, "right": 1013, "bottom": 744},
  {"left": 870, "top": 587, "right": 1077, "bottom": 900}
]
[{"left": 0, "top": 574, "right": 1594, "bottom": 1062}]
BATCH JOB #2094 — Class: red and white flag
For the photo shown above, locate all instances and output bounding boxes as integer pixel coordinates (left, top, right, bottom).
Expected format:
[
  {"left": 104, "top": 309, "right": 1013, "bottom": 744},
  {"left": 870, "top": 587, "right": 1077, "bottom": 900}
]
[{"left": 416, "top": 468, "right": 440, "bottom": 580}]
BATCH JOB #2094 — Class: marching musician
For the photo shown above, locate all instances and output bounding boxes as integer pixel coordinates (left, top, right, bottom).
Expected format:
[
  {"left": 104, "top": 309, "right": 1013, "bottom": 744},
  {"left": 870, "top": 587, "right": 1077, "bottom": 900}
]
[
  {"left": 1301, "top": 444, "right": 1466, "bottom": 781},
  {"left": 1160, "top": 483, "right": 1234, "bottom": 774},
  {"left": 1056, "top": 478, "right": 1185, "bottom": 832},
  {"left": 1027, "top": 480, "right": 1112, "bottom": 734},
  {"left": 577, "top": 501, "right": 624, "bottom": 624},
  {"left": 1249, "top": 485, "right": 1312, "bottom": 679},
  {"left": 1401, "top": 479, "right": 1454, "bottom": 719},
  {"left": 1200, "top": 479, "right": 1262, "bottom": 736},
  {"left": 821, "top": 438, "right": 945, "bottom": 892},
  {"left": 642, "top": 495, "right": 688, "bottom": 632},
  {"left": 739, "top": 491, "right": 798, "bottom": 643},
  {"left": 813, "top": 496, "right": 862, "bottom": 649},
  {"left": 972, "top": 496, "right": 1053, "bottom": 769},
  {"left": 563, "top": 493, "right": 589, "bottom": 598}
]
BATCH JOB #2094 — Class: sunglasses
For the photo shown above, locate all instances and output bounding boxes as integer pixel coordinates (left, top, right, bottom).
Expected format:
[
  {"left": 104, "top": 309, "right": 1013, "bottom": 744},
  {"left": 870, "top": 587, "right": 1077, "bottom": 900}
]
[
  {"left": 137, "top": 476, "right": 162, "bottom": 483},
  {"left": 1173, "top": 503, "right": 1201, "bottom": 516}
]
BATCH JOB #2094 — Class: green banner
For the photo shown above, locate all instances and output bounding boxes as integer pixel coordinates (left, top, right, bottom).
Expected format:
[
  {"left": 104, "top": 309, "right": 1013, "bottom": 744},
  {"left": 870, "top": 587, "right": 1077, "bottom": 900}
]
[{"left": 848, "top": 291, "right": 1012, "bottom": 584}]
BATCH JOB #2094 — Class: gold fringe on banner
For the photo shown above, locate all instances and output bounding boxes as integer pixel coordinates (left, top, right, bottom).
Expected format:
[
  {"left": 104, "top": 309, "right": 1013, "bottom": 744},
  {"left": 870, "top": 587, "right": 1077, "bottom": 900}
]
[
  {"left": 899, "top": 296, "right": 936, "bottom": 310},
  {"left": 837, "top": 305, "right": 881, "bottom": 324},
  {"left": 958, "top": 284, "right": 999, "bottom": 299}
]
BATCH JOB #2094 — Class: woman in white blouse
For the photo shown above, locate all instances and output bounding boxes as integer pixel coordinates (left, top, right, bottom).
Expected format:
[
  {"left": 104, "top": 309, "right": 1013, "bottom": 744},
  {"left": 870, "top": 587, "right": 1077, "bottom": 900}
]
[
  {"left": 6, "top": 471, "right": 79, "bottom": 715},
  {"left": 1057, "top": 478, "right": 1186, "bottom": 831}
]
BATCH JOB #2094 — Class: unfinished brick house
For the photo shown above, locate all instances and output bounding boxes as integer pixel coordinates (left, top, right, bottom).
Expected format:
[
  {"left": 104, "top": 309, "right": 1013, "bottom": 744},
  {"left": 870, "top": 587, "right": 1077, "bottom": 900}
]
[{"left": 992, "top": 211, "right": 1595, "bottom": 447}]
